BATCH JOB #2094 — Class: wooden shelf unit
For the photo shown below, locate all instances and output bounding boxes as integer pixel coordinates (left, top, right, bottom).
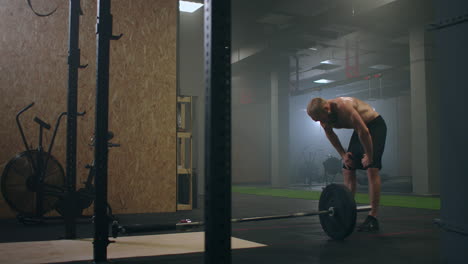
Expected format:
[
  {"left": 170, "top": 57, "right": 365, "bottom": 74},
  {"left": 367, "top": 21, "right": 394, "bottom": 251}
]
[{"left": 176, "top": 96, "right": 193, "bottom": 210}]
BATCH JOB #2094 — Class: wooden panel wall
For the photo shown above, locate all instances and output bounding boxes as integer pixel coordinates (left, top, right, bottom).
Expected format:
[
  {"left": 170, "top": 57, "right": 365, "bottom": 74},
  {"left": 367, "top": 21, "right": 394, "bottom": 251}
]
[{"left": 0, "top": 0, "right": 177, "bottom": 218}]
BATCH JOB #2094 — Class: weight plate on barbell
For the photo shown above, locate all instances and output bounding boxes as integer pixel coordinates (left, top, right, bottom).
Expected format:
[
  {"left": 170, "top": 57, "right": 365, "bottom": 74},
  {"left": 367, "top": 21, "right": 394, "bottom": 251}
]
[{"left": 318, "top": 184, "right": 357, "bottom": 240}]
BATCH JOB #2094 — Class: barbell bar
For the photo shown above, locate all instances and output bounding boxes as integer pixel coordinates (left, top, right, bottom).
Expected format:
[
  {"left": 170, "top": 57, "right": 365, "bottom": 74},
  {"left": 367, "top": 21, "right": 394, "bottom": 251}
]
[
  {"left": 174, "top": 205, "right": 371, "bottom": 227},
  {"left": 112, "top": 184, "right": 372, "bottom": 240}
]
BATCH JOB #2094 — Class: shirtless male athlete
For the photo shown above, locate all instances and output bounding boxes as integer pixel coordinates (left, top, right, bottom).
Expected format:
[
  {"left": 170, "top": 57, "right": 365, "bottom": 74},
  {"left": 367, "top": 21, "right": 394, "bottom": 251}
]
[{"left": 307, "top": 97, "right": 387, "bottom": 231}]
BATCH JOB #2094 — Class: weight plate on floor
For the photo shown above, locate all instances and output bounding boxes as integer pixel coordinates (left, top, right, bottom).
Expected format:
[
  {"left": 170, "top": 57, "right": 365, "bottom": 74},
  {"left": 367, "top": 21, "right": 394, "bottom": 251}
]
[{"left": 318, "top": 184, "right": 357, "bottom": 240}]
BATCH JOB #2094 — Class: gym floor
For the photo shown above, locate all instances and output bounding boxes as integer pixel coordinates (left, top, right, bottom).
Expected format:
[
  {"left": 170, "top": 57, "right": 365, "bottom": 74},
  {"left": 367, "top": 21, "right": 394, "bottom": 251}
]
[{"left": 0, "top": 190, "right": 440, "bottom": 264}]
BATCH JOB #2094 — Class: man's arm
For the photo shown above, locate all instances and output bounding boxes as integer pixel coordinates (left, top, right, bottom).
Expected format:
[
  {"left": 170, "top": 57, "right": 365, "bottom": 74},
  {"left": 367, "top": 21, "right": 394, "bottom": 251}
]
[
  {"left": 322, "top": 124, "right": 347, "bottom": 158},
  {"left": 347, "top": 107, "right": 373, "bottom": 162}
]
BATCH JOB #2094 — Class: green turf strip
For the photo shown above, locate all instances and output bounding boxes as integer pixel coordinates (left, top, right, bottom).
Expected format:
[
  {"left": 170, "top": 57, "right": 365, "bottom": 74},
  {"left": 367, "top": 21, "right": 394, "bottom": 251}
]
[{"left": 232, "top": 186, "right": 440, "bottom": 210}]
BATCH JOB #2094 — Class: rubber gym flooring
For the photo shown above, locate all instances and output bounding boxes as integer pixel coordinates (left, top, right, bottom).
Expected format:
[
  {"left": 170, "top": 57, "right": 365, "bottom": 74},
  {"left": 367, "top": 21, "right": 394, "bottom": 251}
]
[{"left": 0, "top": 188, "right": 441, "bottom": 264}]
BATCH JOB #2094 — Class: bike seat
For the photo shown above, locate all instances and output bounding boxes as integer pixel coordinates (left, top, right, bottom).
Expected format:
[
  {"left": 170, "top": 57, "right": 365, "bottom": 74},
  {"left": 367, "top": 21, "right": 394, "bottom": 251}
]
[{"left": 34, "top": 117, "right": 51, "bottom": 130}]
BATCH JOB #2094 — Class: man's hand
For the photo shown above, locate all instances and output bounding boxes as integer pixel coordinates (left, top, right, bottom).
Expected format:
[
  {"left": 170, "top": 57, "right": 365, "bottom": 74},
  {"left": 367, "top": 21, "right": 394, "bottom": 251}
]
[
  {"left": 361, "top": 154, "right": 372, "bottom": 168},
  {"left": 343, "top": 152, "right": 354, "bottom": 169}
]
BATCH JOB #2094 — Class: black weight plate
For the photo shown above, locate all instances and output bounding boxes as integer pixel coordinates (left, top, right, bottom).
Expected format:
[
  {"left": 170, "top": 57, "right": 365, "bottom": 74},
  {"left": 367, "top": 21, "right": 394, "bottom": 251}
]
[{"left": 318, "top": 184, "right": 357, "bottom": 240}]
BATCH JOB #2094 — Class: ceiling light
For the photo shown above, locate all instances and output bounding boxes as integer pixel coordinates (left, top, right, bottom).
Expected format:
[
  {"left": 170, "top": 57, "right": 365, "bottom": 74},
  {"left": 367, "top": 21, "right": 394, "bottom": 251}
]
[
  {"left": 314, "top": 79, "right": 334, "bottom": 84},
  {"left": 308, "top": 47, "right": 318, "bottom": 51},
  {"left": 320, "top": 60, "right": 333, "bottom": 64},
  {"left": 179, "top": 1, "right": 203, "bottom": 13}
]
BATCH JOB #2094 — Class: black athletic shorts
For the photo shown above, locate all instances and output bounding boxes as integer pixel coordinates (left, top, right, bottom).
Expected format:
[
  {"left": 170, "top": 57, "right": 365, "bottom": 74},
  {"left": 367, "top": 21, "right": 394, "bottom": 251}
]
[{"left": 344, "top": 115, "right": 387, "bottom": 170}]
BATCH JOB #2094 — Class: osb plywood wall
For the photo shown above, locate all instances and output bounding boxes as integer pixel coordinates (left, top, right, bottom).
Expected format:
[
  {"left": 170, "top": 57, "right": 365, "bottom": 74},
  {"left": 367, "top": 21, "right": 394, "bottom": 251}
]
[{"left": 0, "top": 0, "right": 177, "bottom": 218}]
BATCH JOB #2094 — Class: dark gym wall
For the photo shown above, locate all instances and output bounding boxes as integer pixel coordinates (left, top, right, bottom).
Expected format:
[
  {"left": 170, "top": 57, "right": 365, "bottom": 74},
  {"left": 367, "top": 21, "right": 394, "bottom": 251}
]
[
  {"left": 0, "top": 0, "right": 177, "bottom": 218},
  {"left": 432, "top": 0, "right": 468, "bottom": 262}
]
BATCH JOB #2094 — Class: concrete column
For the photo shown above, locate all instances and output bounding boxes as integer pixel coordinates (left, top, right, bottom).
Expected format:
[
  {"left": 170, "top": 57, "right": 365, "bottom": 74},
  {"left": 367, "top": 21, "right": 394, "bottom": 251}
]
[
  {"left": 270, "top": 58, "right": 290, "bottom": 187},
  {"left": 409, "top": 26, "right": 439, "bottom": 195},
  {"left": 270, "top": 72, "right": 281, "bottom": 186}
]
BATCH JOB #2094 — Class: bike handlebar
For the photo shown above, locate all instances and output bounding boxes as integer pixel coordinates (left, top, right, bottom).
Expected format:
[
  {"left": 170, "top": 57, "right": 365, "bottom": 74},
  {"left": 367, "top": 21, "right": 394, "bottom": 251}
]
[
  {"left": 15, "top": 103, "right": 87, "bottom": 161},
  {"left": 16, "top": 103, "right": 35, "bottom": 154},
  {"left": 16, "top": 102, "right": 35, "bottom": 118}
]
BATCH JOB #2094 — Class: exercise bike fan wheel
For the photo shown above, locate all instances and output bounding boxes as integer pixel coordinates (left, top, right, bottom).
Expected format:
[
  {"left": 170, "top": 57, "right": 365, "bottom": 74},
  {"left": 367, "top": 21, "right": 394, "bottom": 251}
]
[{"left": 1, "top": 150, "right": 66, "bottom": 216}]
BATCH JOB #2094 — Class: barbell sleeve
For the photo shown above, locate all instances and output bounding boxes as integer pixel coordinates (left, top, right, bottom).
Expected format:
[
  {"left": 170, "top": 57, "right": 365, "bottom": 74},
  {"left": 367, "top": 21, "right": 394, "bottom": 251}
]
[{"left": 356, "top": 205, "right": 372, "bottom": 212}]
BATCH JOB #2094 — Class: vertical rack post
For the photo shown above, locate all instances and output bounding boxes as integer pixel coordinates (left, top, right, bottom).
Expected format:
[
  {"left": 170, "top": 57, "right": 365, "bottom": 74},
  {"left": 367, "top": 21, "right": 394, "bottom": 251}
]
[
  {"left": 94, "top": 0, "right": 114, "bottom": 261},
  {"left": 64, "top": 0, "right": 82, "bottom": 239},
  {"left": 204, "top": 0, "right": 232, "bottom": 263}
]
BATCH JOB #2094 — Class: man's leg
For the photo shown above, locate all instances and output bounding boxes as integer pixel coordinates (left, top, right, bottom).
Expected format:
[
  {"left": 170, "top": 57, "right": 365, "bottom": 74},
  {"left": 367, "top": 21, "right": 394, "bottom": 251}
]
[
  {"left": 367, "top": 168, "right": 381, "bottom": 217},
  {"left": 356, "top": 167, "right": 381, "bottom": 232},
  {"left": 343, "top": 168, "right": 356, "bottom": 195}
]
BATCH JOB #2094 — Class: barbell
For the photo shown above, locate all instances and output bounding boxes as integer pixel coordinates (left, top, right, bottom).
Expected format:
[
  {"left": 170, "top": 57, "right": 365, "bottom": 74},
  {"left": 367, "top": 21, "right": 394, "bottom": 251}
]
[{"left": 112, "top": 184, "right": 372, "bottom": 240}]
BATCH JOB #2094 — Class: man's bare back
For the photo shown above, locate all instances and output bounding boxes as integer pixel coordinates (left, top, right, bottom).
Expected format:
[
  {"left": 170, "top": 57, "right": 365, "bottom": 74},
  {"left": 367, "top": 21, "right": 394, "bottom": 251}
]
[
  {"left": 323, "top": 97, "right": 379, "bottom": 129},
  {"left": 306, "top": 96, "right": 381, "bottom": 168}
]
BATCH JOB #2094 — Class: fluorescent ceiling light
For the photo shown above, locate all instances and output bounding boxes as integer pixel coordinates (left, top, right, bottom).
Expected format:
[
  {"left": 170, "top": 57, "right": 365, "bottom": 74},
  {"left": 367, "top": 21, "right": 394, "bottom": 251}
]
[
  {"left": 320, "top": 60, "right": 333, "bottom": 64},
  {"left": 369, "top": 64, "right": 392, "bottom": 70},
  {"left": 314, "top": 79, "right": 334, "bottom": 84},
  {"left": 179, "top": 1, "right": 203, "bottom": 13}
]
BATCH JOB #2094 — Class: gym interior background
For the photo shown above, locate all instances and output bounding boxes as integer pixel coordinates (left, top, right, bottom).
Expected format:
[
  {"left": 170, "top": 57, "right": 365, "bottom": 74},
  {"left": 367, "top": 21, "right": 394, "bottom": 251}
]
[
  {"left": 0, "top": 0, "right": 467, "bottom": 263},
  {"left": 181, "top": 0, "right": 438, "bottom": 194}
]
